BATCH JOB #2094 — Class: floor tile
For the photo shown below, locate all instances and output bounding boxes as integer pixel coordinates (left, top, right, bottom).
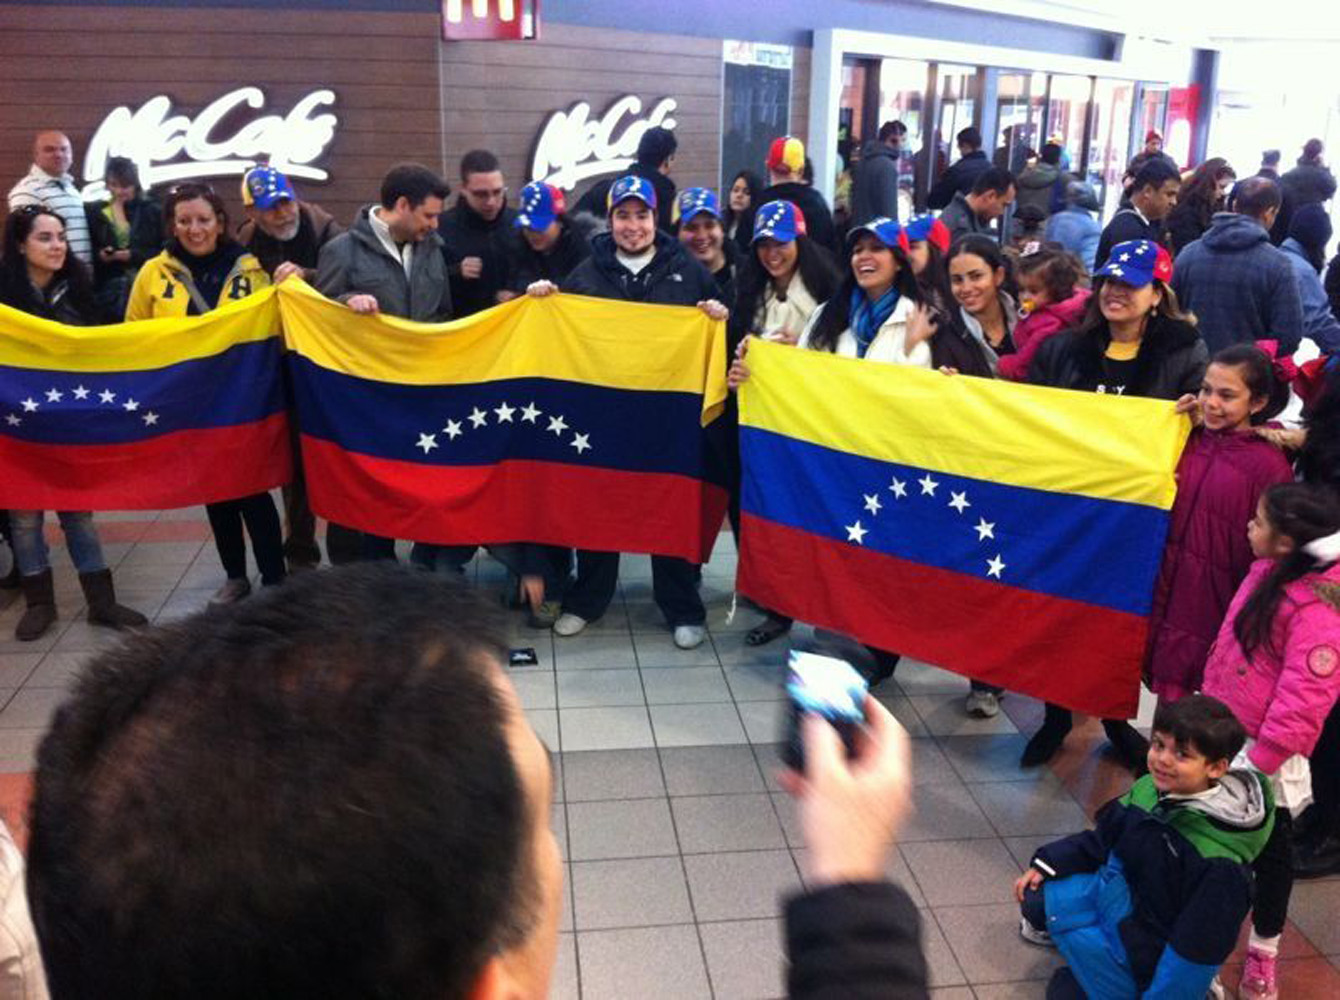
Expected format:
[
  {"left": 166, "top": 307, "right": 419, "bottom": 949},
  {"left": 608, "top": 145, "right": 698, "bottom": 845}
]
[
  {"left": 909, "top": 693, "right": 1019, "bottom": 736},
  {"left": 672, "top": 793, "right": 786, "bottom": 853},
  {"left": 577, "top": 924, "right": 711, "bottom": 1000},
  {"left": 888, "top": 658, "right": 970, "bottom": 696},
  {"left": 556, "top": 669, "right": 645, "bottom": 708},
  {"left": 561, "top": 748, "right": 664, "bottom": 802},
  {"left": 660, "top": 745, "right": 765, "bottom": 796},
  {"left": 640, "top": 666, "right": 730, "bottom": 704},
  {"left": 551, "top": 933, "right": 579, "bottom": 1000},
  {"left": 507, "top": 669, "right": 556, "bottom": 711},
  {"left": 970, "top": 982, "right": 1049, "bottom": 998},
  {"left": 551, "top": 803, "right": 568, "bottom": 860},
  {"left": 933, "top": 902, "right": 1065, "bottom": 983},
  {"left": 0, "top": 654, "right": 42, "bottom": 688},
  {"left": 900, "top": 780, "right": 997, "bottom": 842},
  {"left": 899, "top": 839, "right": 1022, "bottom": 907},
  {"left": 0, "top": 729, "right": 45, "bottom": 772},
  {"left": 920, "top": 911, "right": 969, "bottom": 988},
  {"left": 0, "top": 686, "right": 68, "bottom": 731},
  {"left": 721, "top": 661, "right": 788, "bottom": 701},
  {"left": 526, "top": 708, "right": 560, "bottom": 751},
  {"left": 873, "top": 692, "right": 931, "bottom": 738},
  {"left": 939, "top": 734, "right": 1039, "bottom": 783},
  {"left": 683, "top": 850, "right": 800, "bottom": 922},
  {"left": 559, "top": 706, "right": 654, "bottom": 752},
  {"left": 633, "top": 631, "right": 721, "bottom": 668},
  {"left": 968, "top": 775, "right": 1091, "bottom": 838},
  {"left": 1288, "top": 879, "right": 1340, "bottom": 953},
  {"left": 713, "top": 633, "right": 794, "bottom": 669},
  {"left": 650, "top": 703, "right": 748, "bottom": 747},
  {"left": 737, "top": 698, "right": 787, "bottom": 745},
  {"left": 566, "top": 798, "right": 679, "bottom": 861},
  {"left": 1002, "top": 836, "right": 1047, "bottom": 871},
  {"left": 907, "top": 738, "right": 963, "bottom": 785},
  {"left": 698, "top": 917, "right": 785, "bottom": 999},
  {"left": 570, "top": 857, "right": 692, "bottom": 930},
  {"left": 553, "top": 634, "right": 638, "bottom": 671}
]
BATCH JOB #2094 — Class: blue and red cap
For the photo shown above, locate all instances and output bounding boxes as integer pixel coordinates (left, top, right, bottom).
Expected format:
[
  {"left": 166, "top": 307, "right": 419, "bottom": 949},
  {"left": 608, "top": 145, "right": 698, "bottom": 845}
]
[
  {"left": 674, "top": 187, "right": 721, "bottom": 224},
  {"left": 751, "top": 200, "right": 807, "bottom": 243},
  {"left": 846, "top": 216, "right": 910, "bottom": 253},
  {"left": 241, "top": 165, "right": 295, "bottom": 209},
  {"left": 1095, "top": 239, "right": 1173, "bottom": 287},
  {"left": 607, "top": 175, "right": 657, "bottom": 213},
  {"left": 515, "top": 181, "right": 566, "bottom": 232},
  {"left": 904, "top": 213, "right": 952, "bottom": 253}
]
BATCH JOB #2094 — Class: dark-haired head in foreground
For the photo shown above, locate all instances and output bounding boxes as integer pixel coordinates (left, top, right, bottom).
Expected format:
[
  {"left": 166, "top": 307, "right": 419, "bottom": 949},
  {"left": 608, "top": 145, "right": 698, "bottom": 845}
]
[{"left": 26, "top": 564, "right": 561, "bottom": 1000}]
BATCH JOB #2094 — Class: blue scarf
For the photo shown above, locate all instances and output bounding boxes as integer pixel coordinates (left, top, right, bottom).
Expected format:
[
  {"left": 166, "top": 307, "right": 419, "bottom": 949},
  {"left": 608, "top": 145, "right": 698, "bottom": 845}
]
[{"left": 849, "top": 285, "right": 900, "bottom": 358}]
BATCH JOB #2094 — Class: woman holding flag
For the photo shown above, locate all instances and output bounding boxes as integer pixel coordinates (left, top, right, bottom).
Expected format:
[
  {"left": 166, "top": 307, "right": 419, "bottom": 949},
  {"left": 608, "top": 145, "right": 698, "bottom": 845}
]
[{"left": 1, "top": 205, "right": 148, "bottom": 640}]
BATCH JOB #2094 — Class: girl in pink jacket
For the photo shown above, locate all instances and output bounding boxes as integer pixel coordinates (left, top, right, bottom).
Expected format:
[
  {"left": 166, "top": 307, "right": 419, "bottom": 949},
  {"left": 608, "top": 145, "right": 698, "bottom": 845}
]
[
  {"left": 1202, "top": 483, "right": 1340, "bottom": 1000},
  {"left": 997, "top": 247, "right": 1090, "bottom": 381}
]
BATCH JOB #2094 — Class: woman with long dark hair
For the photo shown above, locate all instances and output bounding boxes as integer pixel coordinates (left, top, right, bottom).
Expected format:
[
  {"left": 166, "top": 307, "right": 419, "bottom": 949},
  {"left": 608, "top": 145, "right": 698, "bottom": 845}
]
[
  {"left": 126, "top": 183, "right": 283, "bottom": 605},
  {"left": 1167, "top": 157, "right": 1235, "bottom": 254},
  {"left": 946, "top": 235, "right": 1020, "bottom": 370},
  {"left": 904, "top": 214, "right": 995, "bottom": 377},
  {"left": 0, "top": 205, "right": 148, "bottom": 640},
  {"left": 724, "top": 169, "right": 763, "bottom": 252}
]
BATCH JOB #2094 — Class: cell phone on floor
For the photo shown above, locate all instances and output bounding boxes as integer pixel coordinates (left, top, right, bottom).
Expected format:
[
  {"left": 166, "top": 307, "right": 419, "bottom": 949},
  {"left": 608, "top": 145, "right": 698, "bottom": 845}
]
[
  {"left": 780, "top": 650, "right": 868, "bottom": 772},
  {"left": 509, "top": 647, "right": 539, "bottom": 667}
]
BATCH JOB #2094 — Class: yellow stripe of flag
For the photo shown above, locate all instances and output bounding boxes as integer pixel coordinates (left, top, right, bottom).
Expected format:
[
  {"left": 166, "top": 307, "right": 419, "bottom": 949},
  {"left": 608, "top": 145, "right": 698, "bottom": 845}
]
[{"left": 738, "top": 338, "right": 1189, "bottom": 510}]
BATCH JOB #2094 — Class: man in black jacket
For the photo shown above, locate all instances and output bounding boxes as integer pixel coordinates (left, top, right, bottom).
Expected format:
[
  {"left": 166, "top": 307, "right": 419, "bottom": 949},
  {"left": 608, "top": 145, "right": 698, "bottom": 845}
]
[
  {"left": 927, "top": 126, "right": 992, "bottom": 211},
  {"left": 26, "top": 564, "right": 929, "bottom": 1000},
  {"left": 1095, "top": 158, "right": 1180, "bottom": 268},
  {"left": 502, "top": 181, "right": 594, "bottom": 295},
  {"left": 737, "top": 135, "right": 839, "bottom": 255},
  {"left": 438, "top": 149, "right": 517, "bottom": 317},
  {"left": 573, "top": 126, "right": 679, "bottom": 233}
]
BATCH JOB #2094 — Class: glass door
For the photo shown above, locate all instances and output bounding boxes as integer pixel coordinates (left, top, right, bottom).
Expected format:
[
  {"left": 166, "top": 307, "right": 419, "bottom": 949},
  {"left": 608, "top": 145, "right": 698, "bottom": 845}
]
[
  {"left": 995, "top": 71, "right": 1047, "bottom": 174},
  {"left": 878, "top": 58, "right": 931, "bottom": 220},
  {"left": 1045, "top": 75, "right": 1093, "bottom": 177},
  {"left": 1090, "top": 78, "right": 1135, "bottom": 220},
  {"left": 926, "top": 63, "right": 979, "bottom": 211}
]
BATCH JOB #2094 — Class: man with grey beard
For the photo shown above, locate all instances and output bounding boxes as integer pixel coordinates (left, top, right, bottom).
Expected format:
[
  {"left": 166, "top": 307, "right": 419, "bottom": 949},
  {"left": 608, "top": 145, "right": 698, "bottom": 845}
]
[{"left": 237, "top": 164, "right": 344, "bottom": 570}]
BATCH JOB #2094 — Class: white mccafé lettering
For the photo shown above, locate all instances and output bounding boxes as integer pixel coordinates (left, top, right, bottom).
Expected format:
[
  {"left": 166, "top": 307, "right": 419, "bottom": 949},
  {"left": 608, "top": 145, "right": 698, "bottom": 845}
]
[
  {"left": 531, "top": 96, "right": 678, "bottom": 191},
  {"left": 81, "top": 88, "right": 338, "bottom": 199}
]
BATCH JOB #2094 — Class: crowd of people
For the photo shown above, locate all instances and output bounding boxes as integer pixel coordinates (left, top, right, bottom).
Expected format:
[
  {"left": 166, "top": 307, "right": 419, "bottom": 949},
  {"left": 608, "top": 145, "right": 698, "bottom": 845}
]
[{"left": 3, "top": 119, "right": 1340, "bottom": 998}]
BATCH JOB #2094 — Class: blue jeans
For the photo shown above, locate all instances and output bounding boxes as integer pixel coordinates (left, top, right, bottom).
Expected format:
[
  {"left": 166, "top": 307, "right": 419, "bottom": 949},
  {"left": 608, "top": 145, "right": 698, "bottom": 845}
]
[{"left": 9, "top": 510, "right": 107, "bottom": 576}]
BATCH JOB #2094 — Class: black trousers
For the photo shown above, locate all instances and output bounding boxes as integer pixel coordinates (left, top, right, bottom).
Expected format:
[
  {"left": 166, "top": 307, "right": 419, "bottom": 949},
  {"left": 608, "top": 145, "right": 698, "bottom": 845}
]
[
  {"left": 205, "top": 494, "right": 285, "bottom": 585},
  {"left": 562, "top": 550, "right": 704, "bottom": 627},
  {"left": 1309, "top": 701, "right": 1340, "bottom": 833},
  {"left": 325, "top": 524, "right": 397, "bottom": 563},
  {"left": 1253, "top": 807, "right": 1294, "bottom": 939}
]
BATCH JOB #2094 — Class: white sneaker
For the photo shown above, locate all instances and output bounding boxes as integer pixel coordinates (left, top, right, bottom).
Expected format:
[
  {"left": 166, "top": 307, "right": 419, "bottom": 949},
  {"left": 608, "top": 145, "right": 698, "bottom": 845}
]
[
  {"left": 673, "top": 624, "right": 706, "bottom": 649},
  {"left": 1018, "top": 916, "right": 1054, "bottom": 948},
  {"left": 552, "top": 613, "right": 588, "bottom": 637},
  {"left": 965, "top": 689, "right": 1001, "bottom": 718}
]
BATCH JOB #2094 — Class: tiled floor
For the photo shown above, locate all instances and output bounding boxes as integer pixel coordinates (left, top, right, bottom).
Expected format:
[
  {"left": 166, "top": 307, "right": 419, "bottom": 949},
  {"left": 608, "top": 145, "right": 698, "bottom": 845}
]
[{"left": 2, "top": 508, "right": 1339, "bottom": 998}]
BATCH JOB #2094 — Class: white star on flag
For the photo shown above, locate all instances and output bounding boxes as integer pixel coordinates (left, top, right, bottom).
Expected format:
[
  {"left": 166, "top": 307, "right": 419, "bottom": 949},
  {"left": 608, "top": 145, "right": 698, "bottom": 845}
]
[
  {"left": 948, "top": 491, "right": 970, "bottom": 514},
  {"left": 416, "top": 432, "right": 438, "bottom": 454},
  {"left": 4, "top": 414, "right": 19, "bottom": 426},
  {"left": 863, "top": 493, "right": 882, "bottom": 514},
  {"left": 494, "top": 402, "right": 516, "bottom": 423},
  {"left": 845, "top": 520, "right": 867, "bottom": 545},
  {"left": 443, "top": 419, "right": 462, "bottom": 440},
  {"left": 547, "top": 415, "right": 568, "bottom": 435},
  {"left": 45, "top": 388, "right": 63, "bottom": 403},
  {"left": 888, "top": 477, "right": 907, "bottom": 498},
  {"left": 975, "top": 518, "right": 995, "bottom": 541},
  {"left": 98, "top": 389, "right": 115, "bottom": 404},
  {"left": 571, "top": 433, "right": 591, "bottom": 454},
  {"left": 20, "top": 398, "right": 38, "bottom": 413},
  {"left": 123, "top": 398, "right": 140, "bottom": 412},
  {"left": 142, "top": 412, "right": 159, "bottom": 426},
  {"left": 986, "top": 555, "right": 1006, "bottom": 578},
  {"left": 520, "top": 402, "right": 541, "bottom": 423},
  {"left": 468, "top": 407, "right": 488, "bottom": 428},
  {"left": 72, "top": 385, "right": 90, "bottom": 400},
  {"left": 918, "top": 474, "right": 939, "bottom": 496}
]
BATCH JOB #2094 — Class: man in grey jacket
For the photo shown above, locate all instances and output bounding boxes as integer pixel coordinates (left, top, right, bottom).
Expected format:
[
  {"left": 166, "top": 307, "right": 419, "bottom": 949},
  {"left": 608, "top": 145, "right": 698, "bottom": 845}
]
[
  {"left": 316, "top": 164, "right": 454, "bottom": 562},
  {"left": 850, "top": 120, "right": 905, "bottom": 226}
]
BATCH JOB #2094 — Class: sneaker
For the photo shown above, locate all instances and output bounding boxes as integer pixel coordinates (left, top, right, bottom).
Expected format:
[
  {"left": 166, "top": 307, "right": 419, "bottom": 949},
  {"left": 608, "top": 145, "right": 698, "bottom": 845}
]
[
  {"left": 965, "top": 689, "right": 1001, "bottom": 718},
  {"left": 528, "top": 600, "right": 561, "bottom": 629},
  {"left": 1239, "top": 947, "right": 1278, "bottom": 1000},
  {"left": 1018, "top": 916, "right": 1054, "bottom": 948},
  {"left": 553, "top": 613, "right": 588, "bottom": 637},
  {"left": 209, "top": 578, "right": 252, "bottom": 605},
  {"left": 673, "top": 624, "right": 706, "bottom": 649}
]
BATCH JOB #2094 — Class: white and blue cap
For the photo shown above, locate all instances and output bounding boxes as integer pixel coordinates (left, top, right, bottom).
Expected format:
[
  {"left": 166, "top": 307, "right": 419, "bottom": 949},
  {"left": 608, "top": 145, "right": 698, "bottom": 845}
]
[
  {"left": 1094, "top": 239, "right": 1173, "bottom": 288},
  {"left": 607, "top": 174, "right": 658, "bottom": 213},
  {"left": 751, "top": 199, "right": 808, "bottom": 243},
  {"left": 241, "top": 165, "right": 295, "bottom": 209},
  {"left": 674, "top": 187, "right": 721, "bottom": 224},
  {"left": 846, "top": 216, "right": 910, "bottom": 253},
  {"left": 515, "top": 181, "right": 566, "bottom": 232}
]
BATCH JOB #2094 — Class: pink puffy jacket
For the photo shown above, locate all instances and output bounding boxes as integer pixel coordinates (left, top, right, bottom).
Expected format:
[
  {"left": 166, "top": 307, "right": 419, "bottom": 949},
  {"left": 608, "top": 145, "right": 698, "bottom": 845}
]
[
  {"left": 1202, "top": 558, "right": 1340, "bottom": 774},
  {"left": 998, "top": 288, "right": 1090, "bottom": 381}
]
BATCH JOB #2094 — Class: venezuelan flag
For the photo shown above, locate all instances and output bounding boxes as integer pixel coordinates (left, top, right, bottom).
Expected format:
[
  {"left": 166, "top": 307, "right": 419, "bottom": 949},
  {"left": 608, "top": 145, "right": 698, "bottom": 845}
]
[
  {"left": 0, "top": 291, "right": 290, "bottom": 511},
  {"left": 278, "top": 280, "right": 729, "bottom": 562},
  {"left": 737, "top": 339, "right": 1190, "bottom": 718}
]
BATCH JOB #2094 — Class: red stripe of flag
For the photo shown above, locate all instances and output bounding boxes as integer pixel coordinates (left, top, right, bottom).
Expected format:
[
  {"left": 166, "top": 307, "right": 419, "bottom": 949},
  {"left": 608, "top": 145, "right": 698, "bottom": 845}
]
[
  {"left": 0, "top": 414, "right": 291, "bottom": 511},
  {"left": 301, "top": 435, "right": 728, "bottom": 563},
  {"left": 738, "top": 514, "right": 1146, "bottom": 718}
]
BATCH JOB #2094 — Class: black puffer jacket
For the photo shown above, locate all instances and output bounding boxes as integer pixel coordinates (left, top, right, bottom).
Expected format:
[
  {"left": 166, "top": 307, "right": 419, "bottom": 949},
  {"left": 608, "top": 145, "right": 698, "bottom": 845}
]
[
  {"left": 738, "top": 181, "right": 839, "bottom": 256},
  {"left": 504, "top": 214, "right": 596, "bottom": 293},
  {"left": 437, "top": 197, "right": 517, "bottom": 317},
  {"left": 1029, "top": 314, "right": 1208, "bottom": 401},
  {"left": 562, "top": 230, "right": 716, "bottom": 305}
]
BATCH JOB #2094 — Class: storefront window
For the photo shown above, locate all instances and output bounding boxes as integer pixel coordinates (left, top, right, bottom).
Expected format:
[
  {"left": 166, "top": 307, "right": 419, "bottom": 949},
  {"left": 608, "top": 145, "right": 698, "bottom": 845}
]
[
  {"left": 1138, "top": 85, "right": 1170, "bottom": 150},
  {"left": 928, "top": 64, "right": 979, "bottom": 208},
  {"left": 722, "top": 42, "right": 793, "bottom": 192},
  {"left": 1090, "top": 79, "right": 1135, "bottom": 220},
  {"left": 1045, "top": 75, "right": 1092, "bottom": 176},
  {"left": 995, "top": 71, "right": 1047, "bottom": 174},
  {"left": 878, "top": 58, "right": 930, "bottom": 219}
]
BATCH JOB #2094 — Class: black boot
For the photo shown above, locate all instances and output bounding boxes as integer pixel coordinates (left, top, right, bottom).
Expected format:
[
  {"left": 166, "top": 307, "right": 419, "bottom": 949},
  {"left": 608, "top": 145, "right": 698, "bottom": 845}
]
[
  {"left": 15, "top": 568, "right": 56, "bottom": 641},
  {"left": 1294, "top": 832, "right": 1340, "bottom": 880},
  {"left": 1102, "top": 720, "right": 1150, "bottom": 774},
  {"left": 1021, "top": 703, "right": 1073, "bottom": 767},
  {"left": 80, "top": 570, "right": 148, "bottom": 630}
]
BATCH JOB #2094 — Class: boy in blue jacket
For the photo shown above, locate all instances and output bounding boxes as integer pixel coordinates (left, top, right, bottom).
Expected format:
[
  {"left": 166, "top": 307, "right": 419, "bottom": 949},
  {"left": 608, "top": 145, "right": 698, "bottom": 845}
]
[{"left": 1014, "top": 695, "right": 1275, "bottom": 999}]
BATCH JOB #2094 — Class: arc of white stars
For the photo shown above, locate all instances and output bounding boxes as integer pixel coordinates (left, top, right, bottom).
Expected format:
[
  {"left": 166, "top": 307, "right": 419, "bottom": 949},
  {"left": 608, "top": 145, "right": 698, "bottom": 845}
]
[
  {"left": 986, "top": 554, "right": 1006, "bottom": 578},
  {"left": 494, "top": 402, "right": 515, "bottom": 423},
  {"left": 918, "top": 473, "right": 939, "bottom": 496},
  {"left": 468, "top": 407, "right": 488, "bottom": 429},
  {"left": 863, "top": 493, "right": 882, "bottom": 515},
  {"left": 547, "top": 415, "right": 568, "bottom": 436},
  {"left": 845, "top": 520, "right": 867, "bottom": 545},
  {"left": 45, "top": 388, "right": 63, "bottom": 403},
  {"left": 520, "top": 402, "right": 541, "bottom": 423},
  {"left": 416, "top": 432, "right": 438, "bottom": 454},
  {"left": 948, "top": 491, "right": 970, "bottom": 514},
  {"left": 888, "top": 477, "right": 907, "bottom": 498},
  {"left": 443, "top": 419, "right": 462, "bottom": 440}
]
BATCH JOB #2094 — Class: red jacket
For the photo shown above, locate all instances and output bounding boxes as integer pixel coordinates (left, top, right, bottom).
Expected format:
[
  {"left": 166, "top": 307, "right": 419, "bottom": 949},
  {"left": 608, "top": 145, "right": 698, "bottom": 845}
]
[
  {"left": 1146, "top": 427, "right": 1295, "bottom": 701},
  {"left": 998, "top": 288, "right": 1090, "bottom": 381}
]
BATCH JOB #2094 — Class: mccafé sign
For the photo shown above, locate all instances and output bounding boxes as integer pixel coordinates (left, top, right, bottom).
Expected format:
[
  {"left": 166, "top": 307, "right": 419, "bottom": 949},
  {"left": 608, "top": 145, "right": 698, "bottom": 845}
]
[
  {"left": 531, "top": 95, "right": 678, "bottom": 191},
  {"left": 81, "top": 87, "right": 339, "bottom": 199}
]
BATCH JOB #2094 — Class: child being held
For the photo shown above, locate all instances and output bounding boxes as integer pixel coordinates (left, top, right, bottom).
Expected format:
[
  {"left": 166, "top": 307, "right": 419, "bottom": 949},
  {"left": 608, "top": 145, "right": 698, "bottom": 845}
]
[{"left": 1014, "top": 695, "right": 1274, "bottom": 999}]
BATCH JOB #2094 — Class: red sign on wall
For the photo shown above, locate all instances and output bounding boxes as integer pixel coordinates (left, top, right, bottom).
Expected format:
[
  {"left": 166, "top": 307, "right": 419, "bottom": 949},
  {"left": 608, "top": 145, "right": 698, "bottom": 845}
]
[{"left": 442, "top": 0, "right": 539, "bottom": 40}]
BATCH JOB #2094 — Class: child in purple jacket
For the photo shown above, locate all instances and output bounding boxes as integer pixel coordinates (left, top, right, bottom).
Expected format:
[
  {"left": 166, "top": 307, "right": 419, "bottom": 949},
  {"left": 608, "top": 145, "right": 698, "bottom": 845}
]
[
  {"left": 1202, "top": 482, "right": 1340, "bottom": 1000},
  {"left": 1146, "top": 344, "right": 1295, "bottom": 702}
]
